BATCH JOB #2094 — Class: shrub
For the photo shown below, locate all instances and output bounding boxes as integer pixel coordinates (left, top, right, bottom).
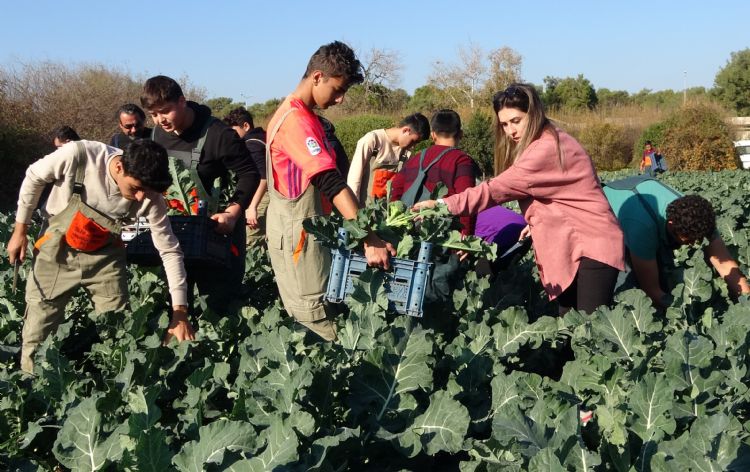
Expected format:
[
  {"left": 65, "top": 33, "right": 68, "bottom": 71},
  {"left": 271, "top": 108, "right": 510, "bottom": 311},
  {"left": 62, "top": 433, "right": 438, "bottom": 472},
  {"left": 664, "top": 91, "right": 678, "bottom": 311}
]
[
  {"left": 575, "top": 122, "right": 631, "bottom": 171},
  {"left": 461, "top": 110, "right": 494, "bottom": 177},
  {"left": 658, "top": 104, "right": 737, "bottom": 171},
  {"left": 332, "top": 114, "right": 394, "bottom": 159},
  {"left": 0, "top": 62, "right": 206, "bottom": 211}
]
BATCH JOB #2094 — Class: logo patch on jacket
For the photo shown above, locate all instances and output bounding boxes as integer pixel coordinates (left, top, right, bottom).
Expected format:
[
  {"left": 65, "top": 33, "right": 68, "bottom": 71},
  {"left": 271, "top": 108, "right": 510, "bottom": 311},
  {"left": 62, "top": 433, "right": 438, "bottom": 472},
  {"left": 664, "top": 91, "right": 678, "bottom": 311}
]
[{"left": 305, "top": 137, "right": 322, "bottom": 156}]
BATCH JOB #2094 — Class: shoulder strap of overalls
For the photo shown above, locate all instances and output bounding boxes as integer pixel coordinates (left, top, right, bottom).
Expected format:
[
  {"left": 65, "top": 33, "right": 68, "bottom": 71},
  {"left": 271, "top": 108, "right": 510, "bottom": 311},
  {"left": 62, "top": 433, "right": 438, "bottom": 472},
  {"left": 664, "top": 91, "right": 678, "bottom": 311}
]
[
  {"left": 189, "top": 117, "right": 220, "bottom": 213},
  {"left": 246, "top": 138, "right": 266, "bottom": 146},
  {"left": 265, "top": 108, "right": 297, "bottom": 196},
  {"left": 72, "top": 141, "right": 87, "bottom": 196},
  {"left": 400, "top": 147, "right": 455, "bottom": 206}
]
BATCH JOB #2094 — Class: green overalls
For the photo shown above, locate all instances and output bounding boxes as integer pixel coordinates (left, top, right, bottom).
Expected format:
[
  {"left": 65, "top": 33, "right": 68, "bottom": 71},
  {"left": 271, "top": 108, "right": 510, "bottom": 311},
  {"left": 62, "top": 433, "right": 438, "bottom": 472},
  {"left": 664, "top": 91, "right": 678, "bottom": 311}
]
[
  {"left": 22, "top": 143, "right": 129, "bottom": 373},
  {"left": 265, "top": 109, "right": 336, "bottom": 341}
]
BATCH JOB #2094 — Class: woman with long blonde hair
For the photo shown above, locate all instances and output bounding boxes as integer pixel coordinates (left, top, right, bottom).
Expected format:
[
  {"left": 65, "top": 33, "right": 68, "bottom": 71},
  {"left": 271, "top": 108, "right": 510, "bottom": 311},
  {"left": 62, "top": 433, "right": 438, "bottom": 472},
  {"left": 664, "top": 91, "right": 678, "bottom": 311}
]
[{"left": 414, "top": 83, "right": 624, "bottom": 314}]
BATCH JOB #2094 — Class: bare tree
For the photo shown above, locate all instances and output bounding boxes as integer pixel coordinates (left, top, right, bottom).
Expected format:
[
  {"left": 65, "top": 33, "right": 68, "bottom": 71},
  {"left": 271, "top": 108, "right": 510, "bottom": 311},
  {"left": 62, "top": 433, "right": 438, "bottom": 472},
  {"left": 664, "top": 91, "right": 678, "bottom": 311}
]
[
  {"left": 428, "top": 43, "right": 487, "bottom": 109},
  {"left": 360, "top": 48, "right": 403, "bottom": 101},
  {"left": 485, "top": 47, "right": 523, "bottom": 94}
]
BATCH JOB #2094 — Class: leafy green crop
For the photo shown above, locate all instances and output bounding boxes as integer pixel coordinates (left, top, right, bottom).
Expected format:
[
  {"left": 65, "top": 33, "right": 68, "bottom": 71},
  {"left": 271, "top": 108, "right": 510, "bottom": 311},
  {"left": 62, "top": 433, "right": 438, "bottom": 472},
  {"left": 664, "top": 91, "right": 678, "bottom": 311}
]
[{"left": 1, "top": 172, "right": 750, "bottom": 470}]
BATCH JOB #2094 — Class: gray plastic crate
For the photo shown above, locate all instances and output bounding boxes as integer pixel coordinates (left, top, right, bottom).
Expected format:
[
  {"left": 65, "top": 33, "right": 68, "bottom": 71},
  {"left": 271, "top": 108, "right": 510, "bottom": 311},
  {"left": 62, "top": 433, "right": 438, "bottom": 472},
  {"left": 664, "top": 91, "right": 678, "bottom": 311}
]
[{"left": 325, "top": 228, "right": 433, "bottom": 317}]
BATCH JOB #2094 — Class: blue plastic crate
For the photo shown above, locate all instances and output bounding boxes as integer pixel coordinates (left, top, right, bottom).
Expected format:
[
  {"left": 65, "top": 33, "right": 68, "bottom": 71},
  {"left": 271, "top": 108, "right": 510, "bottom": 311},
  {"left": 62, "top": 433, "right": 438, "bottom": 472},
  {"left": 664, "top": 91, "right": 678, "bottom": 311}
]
[{"left": 325, "top": 228, "right": 433, "bottom": 317}]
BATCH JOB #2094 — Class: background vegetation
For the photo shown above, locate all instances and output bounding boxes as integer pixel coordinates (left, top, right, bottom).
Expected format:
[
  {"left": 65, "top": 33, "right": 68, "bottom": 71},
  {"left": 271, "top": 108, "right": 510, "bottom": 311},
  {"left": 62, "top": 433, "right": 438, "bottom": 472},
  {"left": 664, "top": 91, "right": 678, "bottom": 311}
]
[{"left": 1, "top": 46, "right": 748, "bottom": 210}]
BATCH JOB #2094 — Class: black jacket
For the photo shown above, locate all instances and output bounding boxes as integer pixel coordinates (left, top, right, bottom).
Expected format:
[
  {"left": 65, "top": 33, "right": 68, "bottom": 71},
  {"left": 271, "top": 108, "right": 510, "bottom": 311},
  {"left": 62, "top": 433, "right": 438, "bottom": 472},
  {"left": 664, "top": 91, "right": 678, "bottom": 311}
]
[
  {"left": 243, "top": 127, "right": 267, "bottom": 180},
  {"left": 152, "top": 101, "right": 259, "bottom": 209},
  {"left": 109, "top": 127, "right": 152, "bottom": 149}
]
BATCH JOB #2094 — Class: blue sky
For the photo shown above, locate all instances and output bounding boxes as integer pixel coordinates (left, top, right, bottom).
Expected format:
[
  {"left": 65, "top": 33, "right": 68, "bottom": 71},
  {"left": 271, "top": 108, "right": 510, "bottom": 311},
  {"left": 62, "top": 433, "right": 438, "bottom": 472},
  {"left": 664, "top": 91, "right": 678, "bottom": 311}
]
[{"left": 1, "top": 1, "right": 747, "bottom": 104}]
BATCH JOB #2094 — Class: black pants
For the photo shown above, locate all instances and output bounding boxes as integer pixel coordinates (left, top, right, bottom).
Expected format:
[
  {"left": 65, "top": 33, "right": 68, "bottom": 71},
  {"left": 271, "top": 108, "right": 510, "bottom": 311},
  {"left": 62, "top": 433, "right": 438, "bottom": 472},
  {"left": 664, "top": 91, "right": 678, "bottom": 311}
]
[{"left": 557, "top": 257, "right": 619, "bottom": 315}]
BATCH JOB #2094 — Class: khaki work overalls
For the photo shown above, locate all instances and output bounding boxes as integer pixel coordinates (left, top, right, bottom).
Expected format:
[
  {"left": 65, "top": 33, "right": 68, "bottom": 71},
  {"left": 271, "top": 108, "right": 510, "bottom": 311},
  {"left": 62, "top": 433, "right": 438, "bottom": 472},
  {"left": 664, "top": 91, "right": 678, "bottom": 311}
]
[
  {"left": 22, "top": 143, "right": 129, "bottom": 373},
  {"left": 266, "top": 109, "right": 336, "bottom": 341},
  {"left": 358, "top": 148, "right": 402, "bottom": 203}
]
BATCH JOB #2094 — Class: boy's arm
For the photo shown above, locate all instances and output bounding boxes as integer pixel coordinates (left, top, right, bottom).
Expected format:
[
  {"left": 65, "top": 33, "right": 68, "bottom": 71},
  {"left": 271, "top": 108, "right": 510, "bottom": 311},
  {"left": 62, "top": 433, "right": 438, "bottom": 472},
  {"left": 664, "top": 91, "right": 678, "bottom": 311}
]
[
  {"left": 629, "top": 253, "right": 669, "bottom": 308},
  {"left": 143, "top": 196, "right": 195, "bottom": 342},
  {"left": 9, "top": 145, "right": 76, "bottom": 263},
  {"left": 246, "top": 179, "right": 268, "bottom": 228},
  {"left": 7, "top": 223, "right": 29, "bottom": 264},
  {"left": 454, "top": 154, "right": 479, "bottom": 235},
  {"left": 329, "top": 185, "right": 395, "bottom": 269},
  {"left": 705, "top": 236, "right": 750, "bottom": 297}
]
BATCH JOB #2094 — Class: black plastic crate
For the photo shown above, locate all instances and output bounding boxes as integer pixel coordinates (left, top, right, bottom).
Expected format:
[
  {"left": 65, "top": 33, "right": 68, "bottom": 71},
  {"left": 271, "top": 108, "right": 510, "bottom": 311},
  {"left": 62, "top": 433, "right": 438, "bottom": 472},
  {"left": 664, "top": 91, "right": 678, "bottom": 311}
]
[{"left": 125, "top": 215, "right": 232, "bottom": 269}]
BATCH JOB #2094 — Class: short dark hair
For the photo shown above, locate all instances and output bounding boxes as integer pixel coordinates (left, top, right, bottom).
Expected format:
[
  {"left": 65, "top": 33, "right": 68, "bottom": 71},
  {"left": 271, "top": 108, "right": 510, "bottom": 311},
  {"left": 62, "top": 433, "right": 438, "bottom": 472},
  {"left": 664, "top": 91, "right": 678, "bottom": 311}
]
[
  {"left": 400, "top": 113, "right": 430, "bottom": 141},
  {"left": 121, "top": 140, "right": 172, "bottom": 193},
  {"left": 303, "top": 41, "right": 364, "bottom": 86},
  {"left": 52, "top": 125, "right": 80, "bottom": 142},
  {"left": 117, "top": 103, "right": 146, "bottom": 122},
  {"left": 141, "top": 75, "right": 184, "bottom": 110},
  {"left": 223, "top": 107, "right": 254, "bottom": 128},
  {"left": 645, "top": 140, "right": 653, "bottom": 146},
  {"left": 430, "top": 109, "right": 462, "bottom": 138},
  {"left": 666, "top": 195, "right": 716, "bottom": 243}
]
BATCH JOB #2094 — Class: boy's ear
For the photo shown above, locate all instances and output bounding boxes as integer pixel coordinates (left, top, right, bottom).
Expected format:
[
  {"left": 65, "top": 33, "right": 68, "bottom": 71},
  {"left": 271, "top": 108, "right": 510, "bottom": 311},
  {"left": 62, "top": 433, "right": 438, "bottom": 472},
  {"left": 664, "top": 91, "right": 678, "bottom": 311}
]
[{"left": 311, "top": 70, "right": 324, "bottom": 85}]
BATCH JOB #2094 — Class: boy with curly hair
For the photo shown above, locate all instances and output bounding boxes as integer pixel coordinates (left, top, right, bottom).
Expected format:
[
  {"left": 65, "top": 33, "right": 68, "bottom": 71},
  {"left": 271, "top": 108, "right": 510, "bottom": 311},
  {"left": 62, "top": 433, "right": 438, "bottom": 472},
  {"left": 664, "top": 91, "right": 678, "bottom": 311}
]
[{"left": 604, "top": 178, "right": 749, "bottom": 308}]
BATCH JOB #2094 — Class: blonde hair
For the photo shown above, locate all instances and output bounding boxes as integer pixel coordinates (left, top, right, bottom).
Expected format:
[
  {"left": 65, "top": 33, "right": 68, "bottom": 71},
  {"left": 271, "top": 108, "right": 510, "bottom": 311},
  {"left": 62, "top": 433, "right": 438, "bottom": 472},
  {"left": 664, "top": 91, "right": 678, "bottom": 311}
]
[{"left": 492, "top": 83, "right": 563, "bottom": 174}]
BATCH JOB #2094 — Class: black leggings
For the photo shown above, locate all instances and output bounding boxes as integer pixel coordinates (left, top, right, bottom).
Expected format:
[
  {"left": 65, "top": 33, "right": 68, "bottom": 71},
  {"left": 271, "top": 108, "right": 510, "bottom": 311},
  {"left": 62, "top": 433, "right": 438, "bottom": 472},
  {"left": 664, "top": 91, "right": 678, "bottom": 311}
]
[{"left": 557, "top": 257, "right": 619, "bottom": 315}]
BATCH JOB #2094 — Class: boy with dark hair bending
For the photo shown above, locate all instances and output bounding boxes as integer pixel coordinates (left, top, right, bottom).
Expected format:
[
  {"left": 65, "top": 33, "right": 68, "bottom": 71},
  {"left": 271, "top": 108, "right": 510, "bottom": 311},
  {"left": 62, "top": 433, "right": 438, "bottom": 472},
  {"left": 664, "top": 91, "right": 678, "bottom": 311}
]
[
  {"left": 604, "top": 181, "right": 750, "bottom": 308},
  {"left": 7, "top": 139, "right": 194, "bottom": 373},
  {"left": 347, "top": 112, "right": 430, "bottom": 203},
  {"left": 265, "top": 41, "right": 394, "bottom": 341}
]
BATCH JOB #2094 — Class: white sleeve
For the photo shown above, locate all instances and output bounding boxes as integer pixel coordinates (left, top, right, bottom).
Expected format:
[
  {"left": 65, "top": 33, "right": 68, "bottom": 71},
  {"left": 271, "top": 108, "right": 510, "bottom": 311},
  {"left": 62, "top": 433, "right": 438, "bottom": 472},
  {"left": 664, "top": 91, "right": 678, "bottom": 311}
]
[
  {"left": 143, "top": 196, "right": 188, "bottom": 306},
  {"left": 16, "top": 144, "right": 76, "bottom": 224}
]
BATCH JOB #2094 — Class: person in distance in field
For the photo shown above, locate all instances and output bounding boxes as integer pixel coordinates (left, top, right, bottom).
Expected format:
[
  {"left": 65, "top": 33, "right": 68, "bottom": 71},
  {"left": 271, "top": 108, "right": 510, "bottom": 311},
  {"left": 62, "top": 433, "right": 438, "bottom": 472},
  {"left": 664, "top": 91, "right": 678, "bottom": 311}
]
[{"left": 7, "top": 139, "right": 194, "bottom": 374}]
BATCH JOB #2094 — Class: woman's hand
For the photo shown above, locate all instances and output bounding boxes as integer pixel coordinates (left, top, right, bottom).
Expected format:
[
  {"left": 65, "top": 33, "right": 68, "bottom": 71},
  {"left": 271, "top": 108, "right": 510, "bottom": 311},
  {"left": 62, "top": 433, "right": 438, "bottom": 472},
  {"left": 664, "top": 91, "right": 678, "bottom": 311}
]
[
  {"left": 519, "top": 224, "right": 531, "bottom": 240},
  {"left": 411, "top": 200, "right": 437, "bottom": 212}
]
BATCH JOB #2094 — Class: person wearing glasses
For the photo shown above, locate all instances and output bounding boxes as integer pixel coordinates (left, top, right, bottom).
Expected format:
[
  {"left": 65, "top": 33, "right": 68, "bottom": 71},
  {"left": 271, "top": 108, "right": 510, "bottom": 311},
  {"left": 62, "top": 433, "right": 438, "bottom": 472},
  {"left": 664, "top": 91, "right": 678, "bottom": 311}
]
[
  {"left": 413, "top": 83, "right": 624, "bottom": 315},
  {"left": 110, "top": 103, "right": 152, "bottom": 149}
]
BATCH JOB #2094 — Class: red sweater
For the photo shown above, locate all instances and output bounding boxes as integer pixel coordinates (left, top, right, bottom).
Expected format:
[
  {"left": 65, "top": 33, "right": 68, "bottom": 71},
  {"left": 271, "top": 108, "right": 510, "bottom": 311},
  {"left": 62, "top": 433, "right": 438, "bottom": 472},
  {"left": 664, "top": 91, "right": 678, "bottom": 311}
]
[{"left": 390, "top": 145, "right": 477, "bottom": 235}]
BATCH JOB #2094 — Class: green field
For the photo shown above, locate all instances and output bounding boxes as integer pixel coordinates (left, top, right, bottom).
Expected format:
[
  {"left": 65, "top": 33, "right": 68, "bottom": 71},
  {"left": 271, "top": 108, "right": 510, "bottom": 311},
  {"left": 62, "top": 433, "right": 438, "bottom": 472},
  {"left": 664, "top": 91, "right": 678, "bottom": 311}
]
[{"left": 1, "top": 171, "right": 750, "bottom": 471}]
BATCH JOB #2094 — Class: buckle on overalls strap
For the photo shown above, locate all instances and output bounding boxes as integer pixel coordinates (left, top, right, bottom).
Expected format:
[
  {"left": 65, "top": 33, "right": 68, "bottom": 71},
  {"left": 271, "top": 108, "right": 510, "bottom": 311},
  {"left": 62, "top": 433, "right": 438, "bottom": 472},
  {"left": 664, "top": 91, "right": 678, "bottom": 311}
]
[{"left": 73, "top": 182, "right": 84, "bottom": 194}]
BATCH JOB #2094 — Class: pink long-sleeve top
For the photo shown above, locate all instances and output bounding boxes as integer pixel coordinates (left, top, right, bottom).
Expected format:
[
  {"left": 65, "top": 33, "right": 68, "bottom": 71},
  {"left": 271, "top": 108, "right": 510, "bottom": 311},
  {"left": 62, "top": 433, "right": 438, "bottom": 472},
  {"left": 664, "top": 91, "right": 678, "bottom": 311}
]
[{"left": 444, "top": 128, "right": 625, "bottom": 299}]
